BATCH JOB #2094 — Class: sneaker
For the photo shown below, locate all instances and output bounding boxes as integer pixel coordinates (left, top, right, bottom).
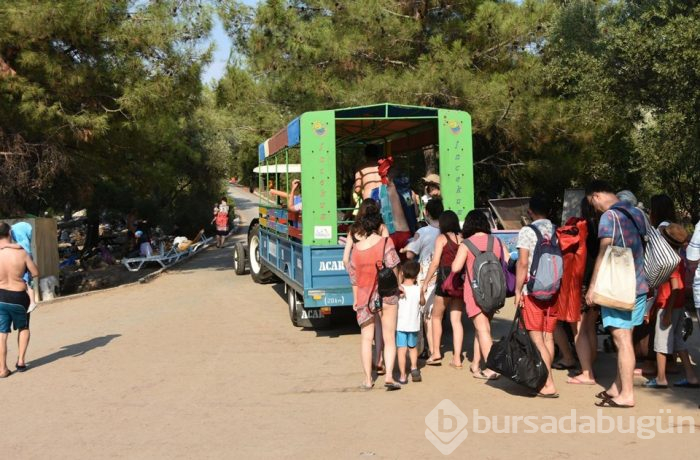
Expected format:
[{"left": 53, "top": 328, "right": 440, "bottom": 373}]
[
  {"left": 411, "top": 368, "right": 422, "bottom": 382},
  {"left": 26, "top": 303, "right": 37, "bottom": 314}
]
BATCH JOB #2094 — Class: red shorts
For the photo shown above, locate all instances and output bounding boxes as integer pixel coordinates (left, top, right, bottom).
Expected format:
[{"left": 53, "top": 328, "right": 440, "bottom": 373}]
[
  {"left": 390, "top": 231, "right": 412, "bottom": 261},
  {"left": 523, "top": 295, "right": 558, "bottom": 333}
]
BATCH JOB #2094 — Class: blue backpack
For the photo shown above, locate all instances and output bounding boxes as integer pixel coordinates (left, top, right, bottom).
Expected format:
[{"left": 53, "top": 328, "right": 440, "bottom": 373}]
[{"left": 526, "top": 224, "right": 563, "bottom": 301}]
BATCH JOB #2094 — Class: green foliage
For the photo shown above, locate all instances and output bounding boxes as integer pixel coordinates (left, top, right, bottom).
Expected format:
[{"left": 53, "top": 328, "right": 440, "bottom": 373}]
[
  {"left": 3, "top": 0, "right": 699, "bottom": 231},
  {"left": 0, "top": 0, "right": 223, "bottom": 234}
]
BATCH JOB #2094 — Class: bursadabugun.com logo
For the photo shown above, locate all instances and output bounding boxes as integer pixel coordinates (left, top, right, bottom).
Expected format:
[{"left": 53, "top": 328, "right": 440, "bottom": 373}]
[
  {"left": 425, "top": 400, "right": 469, "bottom": 455},
  {"left": 425, "top": 399, "right": 696, "bottom": 455}
]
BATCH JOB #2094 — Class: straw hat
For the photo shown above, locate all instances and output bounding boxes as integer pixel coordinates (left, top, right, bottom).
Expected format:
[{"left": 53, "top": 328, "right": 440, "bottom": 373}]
[
  {"left": 423, "top": 173, "right": 440, "bottom": 185},
  {"left": 661, "top": 223, "right": 688, "bottom": 248}
]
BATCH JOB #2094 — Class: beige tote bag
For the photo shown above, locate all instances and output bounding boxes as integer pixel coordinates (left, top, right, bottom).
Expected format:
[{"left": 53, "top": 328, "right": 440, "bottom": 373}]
[{"left": 592, "top": 212, "right": 636, "bottom": 311}]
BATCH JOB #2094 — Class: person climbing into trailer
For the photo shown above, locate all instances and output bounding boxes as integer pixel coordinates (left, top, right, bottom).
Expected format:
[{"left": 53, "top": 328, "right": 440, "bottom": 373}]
[{"left": 353, "top": 145, "right": 416, "bottom": 256}]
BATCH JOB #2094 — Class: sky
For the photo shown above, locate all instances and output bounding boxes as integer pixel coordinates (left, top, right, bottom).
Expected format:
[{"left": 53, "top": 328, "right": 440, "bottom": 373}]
[
  {"left": 201, "top": 15, "right": 233, "bottom": 84},
  {"left": 201, "top": 0, "right": 259, "bottom": 84}
]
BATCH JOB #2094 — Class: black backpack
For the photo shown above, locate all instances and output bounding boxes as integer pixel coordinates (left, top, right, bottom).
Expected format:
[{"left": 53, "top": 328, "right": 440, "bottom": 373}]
[
  {"left": 463, "top": 236, "right": 506, "bottom": 315},
  {"left": 376, "top": 238, "right": 399, "bottom": 298}
]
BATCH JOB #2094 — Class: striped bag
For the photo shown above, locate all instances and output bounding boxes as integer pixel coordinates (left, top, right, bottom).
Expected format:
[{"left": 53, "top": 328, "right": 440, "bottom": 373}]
[{"left": 616, "top": 208, "right": 680, "bottom": 289}]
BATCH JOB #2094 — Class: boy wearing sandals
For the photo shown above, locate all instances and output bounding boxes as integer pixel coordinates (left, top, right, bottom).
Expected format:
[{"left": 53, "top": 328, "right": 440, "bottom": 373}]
[
  {"left": 645, "top": 224, "right": 700, "bottom": 389},
  {"left": 396, "top": 260, "right": 423, "bottom": 384}
]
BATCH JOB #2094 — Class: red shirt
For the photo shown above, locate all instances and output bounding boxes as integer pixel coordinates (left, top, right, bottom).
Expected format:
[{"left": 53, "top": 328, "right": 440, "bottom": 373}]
[{"left": 654, "top": 260, "right": 685, "bottom": 310}]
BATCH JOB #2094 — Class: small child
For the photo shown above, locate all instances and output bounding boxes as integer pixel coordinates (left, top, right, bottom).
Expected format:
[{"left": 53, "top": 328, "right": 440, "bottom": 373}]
[
  {"left": 645, "top": 224, "right": 700, "bottom": 389},
  {"left": 396, "top": 260, "right": 424, "bottom": 384}
]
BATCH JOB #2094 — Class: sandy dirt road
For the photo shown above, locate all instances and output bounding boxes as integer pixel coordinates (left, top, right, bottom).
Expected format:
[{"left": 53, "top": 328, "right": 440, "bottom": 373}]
[{"left": 1, "top": 186, "right": 699, "bottom": 459}]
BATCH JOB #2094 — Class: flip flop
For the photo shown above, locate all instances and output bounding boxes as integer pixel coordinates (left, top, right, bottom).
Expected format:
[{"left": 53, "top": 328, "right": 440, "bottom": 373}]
[
  {"left": 15, "top": 363, "right": 27, "bottom": 373},
  {"left": 643, "top": 378, "right": 668, "bottom": 389},
  {"left": 595, "top": 391, "right": 613, "bottom": 400},
  {"left": 425, "top": 357, "right": 443, "bottom": 366},
  {"left": 359, "top": 382, "right": 374, "bottom": 391},
  {"left": 472, "top": 370, "right": 489, "bottom": 380},
  {"left": 449, "top": 362, "right": 463, "bottom": 370},
  {"left": 536, "top": 392, "right": 560, "bottom": 399},
  {"left": 673, "top": 379, "right": 700, "bottom": 388},
  {"left": 384, "top": 382, "right": 402, "bottom": 391},
  {"left": 566, "top": 376, "right": 596, "bottom": 385},
  {"left": 552, "top": 361, "right": 578, "bottom": 371},
  {"left": 595, "top": 398, "right": 633, "bottom": 408}
]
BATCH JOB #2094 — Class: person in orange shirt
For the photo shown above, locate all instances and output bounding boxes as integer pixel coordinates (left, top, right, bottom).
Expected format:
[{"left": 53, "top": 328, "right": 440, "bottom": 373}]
[{"left": 644, "top": 224, "right": 699, "bottom": 389}]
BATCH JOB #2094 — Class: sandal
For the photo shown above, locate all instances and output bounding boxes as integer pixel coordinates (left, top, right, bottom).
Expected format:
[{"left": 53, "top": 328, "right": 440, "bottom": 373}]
[
  {"left": 673, "top": 379, "right": 700, "bottom": 388},
  {"left": 372, "top": 364, "right": 386, "bottom": 376},
  {"left": 384, "top": 382, "right": 402, "bottom": 391},
  {"left": 449, "top": 362, "right": 463, "bottom": 370},
  {"left": 425, "top": 356, "right": 443, "bottom": 366},
  {"left": 552, "top": 361, "right": 578, "bottom": 371},
  {"left": 595, "top": 391, "right": 613, "bottom": 400},
  {"left": 566, "top": 375, "right": 596, "bottom": 385},
  {"left": 643, "top": 378, "right": 668, "bottom": 389},
  {"left": 411, "top": 369, "right": 422, "bottom": 382},
  {"left": 15, "top": 363, "right": 27, "bottom": 373},
  {"left": 359, "top": 382, "right": 374, "bottom": 391},
  {"left": 536, "top": 392, "right": 560, "bottom": 399},
  {"left": 595, "top": 398, "right": 633, "bottom": 408}
]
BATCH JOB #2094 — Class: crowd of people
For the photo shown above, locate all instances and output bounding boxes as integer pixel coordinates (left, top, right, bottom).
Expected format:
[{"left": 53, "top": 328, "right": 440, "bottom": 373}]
[{"left": 344, "top": 177, "right": 700, "bottom": 408}]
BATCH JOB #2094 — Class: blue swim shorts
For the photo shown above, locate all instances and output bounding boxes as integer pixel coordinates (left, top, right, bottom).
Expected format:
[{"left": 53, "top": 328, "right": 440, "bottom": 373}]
[
  {"left": 0, "top": 302, "right": 28, "bottom": 333},
  {"left": 396, "top": 330, "right": 418, "bottom": 348},
  {"left": 601, "top": 294, "right": 646, "bottom": 330}
]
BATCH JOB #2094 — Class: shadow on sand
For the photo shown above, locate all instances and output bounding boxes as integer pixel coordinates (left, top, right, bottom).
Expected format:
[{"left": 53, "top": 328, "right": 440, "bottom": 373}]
[{"left": 29, "top": 334, "right": 122, "bottom": 370}]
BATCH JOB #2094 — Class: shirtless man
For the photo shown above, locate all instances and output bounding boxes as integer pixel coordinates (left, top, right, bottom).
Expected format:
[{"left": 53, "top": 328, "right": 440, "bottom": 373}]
[
  {"left": 0, "top": 222, "right": 39, "bottom": 378},
  {"left": 353, "top": 145, "right": 412, "bottom": 253}
]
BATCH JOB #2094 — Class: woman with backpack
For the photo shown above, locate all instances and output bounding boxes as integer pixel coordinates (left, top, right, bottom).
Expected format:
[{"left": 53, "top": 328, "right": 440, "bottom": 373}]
[
  {"left": 451, "top": 210, "right": 506, "bottom": 379},
  {"left": 422, "top": 210, "right": 465, "bottom": 368},
  {"left": 346, "top": 199, "right": 402, "bottom": 391}
]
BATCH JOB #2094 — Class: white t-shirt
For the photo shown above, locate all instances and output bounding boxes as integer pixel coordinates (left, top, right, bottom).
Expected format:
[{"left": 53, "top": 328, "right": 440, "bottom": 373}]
[
  {"left": 397, "top": 284, "right": 421, "bottom": 332},
  {"left": 516, "top": 218, "right": 554, "bottom": 294}
]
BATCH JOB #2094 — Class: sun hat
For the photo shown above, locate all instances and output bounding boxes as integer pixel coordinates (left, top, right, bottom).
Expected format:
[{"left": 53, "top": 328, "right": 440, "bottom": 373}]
[
  {"left": 422, "top": 173, "right": 440, "bottom": 185},
  {"left": 661, "top": 223, "right": 688, "bottom": 248}
]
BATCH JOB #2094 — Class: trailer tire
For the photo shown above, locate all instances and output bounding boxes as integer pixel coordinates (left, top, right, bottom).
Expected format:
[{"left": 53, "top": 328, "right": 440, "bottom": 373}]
[
  {"left": 233, "top": 242, "right": 247, "bottom": 275},
  {"left": 287, "top": 289, "right": 331, "bottom": 329},
  {"left": 287, "top": 287, "right": 301, "bottom": 327},
  {"left": 248, "top": 224, "right": 277, "bottom": 284}
]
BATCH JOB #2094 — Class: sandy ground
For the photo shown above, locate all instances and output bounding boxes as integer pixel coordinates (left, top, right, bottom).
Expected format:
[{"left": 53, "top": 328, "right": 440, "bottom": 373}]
[{"left": 2, "top": 185, "right": 699, "bottom": 459}]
